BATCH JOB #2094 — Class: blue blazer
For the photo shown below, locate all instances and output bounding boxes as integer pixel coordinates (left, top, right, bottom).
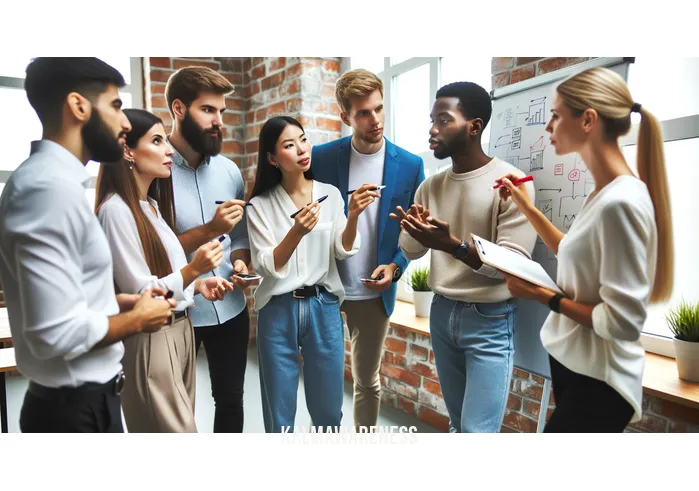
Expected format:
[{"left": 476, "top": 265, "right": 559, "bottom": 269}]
[{"left": 311, "top": 136, "right": 425, "bottom": 317}]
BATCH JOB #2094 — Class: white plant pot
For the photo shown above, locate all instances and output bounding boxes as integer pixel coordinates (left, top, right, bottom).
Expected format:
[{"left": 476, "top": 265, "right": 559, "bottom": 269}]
[
  {"left": 673, "top": 338, "right": 699, "bottom": 382},
  {"left": 413, "top": 291, "right": 434, "bottom": 318}
]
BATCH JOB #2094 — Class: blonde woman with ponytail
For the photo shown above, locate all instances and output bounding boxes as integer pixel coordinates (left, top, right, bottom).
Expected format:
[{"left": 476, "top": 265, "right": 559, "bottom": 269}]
[{"left": 495, "top": 67, "right": 673, "bottom": 432}]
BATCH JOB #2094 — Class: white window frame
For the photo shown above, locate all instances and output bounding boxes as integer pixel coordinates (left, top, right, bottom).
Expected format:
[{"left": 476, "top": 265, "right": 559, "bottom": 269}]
[{"left": 0, "top": 57, "right": 144, "bottom": 189}]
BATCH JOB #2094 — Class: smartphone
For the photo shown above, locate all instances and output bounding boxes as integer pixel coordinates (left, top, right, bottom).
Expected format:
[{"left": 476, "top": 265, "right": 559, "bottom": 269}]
[
  {"left": 360, "top": 274, "right": 384, "bottom": 283},
  {"left": 234, "top": 273, "right": 262, "bottom": 281}
]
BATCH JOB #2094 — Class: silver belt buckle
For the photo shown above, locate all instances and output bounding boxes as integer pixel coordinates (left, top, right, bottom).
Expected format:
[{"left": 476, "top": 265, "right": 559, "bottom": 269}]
[
  {"left": 292, "top": 290, "right": 303, "bottom": 299},
  {"left": 114, "top": 371, "right": 125, "bottom": 396}
]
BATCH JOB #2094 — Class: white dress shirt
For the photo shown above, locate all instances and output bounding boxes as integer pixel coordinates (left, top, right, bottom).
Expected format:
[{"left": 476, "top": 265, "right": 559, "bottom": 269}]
[
  {"left": 97, "top": 194, "right": 195, "bottom": 312},
  {"left": 541, "top": 175, "right": 657, "bottom": 423},
  {"left": 0, "top": 140, "right": 123, "bottom": 388},
  {"left": 246, "top": 180, "right": 360, "bottom": 311}
]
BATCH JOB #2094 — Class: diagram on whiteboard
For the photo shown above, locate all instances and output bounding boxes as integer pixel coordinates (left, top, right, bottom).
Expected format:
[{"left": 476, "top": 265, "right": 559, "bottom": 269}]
[{"left": 490, "top": 93, "right": 597, "bottom": 260}]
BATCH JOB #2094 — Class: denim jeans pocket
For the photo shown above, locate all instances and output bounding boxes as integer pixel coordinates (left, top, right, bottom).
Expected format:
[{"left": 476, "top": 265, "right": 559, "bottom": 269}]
[
  {"left": 316, "top": 290, "right": 340, "bottom": 306},
  {"left": 472, "top": 302, "right": 509, "bottom": 320}
]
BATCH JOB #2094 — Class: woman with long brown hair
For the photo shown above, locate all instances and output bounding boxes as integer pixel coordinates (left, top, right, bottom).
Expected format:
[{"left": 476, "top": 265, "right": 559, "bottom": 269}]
[
  {"left": 95, "top": 108, "right": 235, "bottom": 432},
  {"left": 495, "top": 67, "right": 673, "bottom": 432}
]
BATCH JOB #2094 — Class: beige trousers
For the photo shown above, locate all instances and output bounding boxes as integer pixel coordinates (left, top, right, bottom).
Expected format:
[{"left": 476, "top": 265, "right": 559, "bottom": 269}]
[
  {"left": 120, "top": 316, "right": 197, "bottom": 433},
  {"left": 341, "top": 297, "right": 391, "bottom": 430}
]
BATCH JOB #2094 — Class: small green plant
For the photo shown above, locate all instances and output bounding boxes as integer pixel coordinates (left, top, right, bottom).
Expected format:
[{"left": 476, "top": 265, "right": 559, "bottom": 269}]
[
  {"left": 406, "top": 266, "right": 431, "bottom": 292},
  {"left": 665, "top": 300, "right": 699, "bottom": 342}
]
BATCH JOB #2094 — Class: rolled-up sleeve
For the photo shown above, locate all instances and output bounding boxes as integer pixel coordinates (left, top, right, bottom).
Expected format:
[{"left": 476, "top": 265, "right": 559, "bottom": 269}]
[
  {"left": 10, "top": 186, "right": 108, "bottom": 361},
  {"left": 333, "top": 194, "right": 360, "bottom": 260},
  {"left": 591, "top": 202, "right": 653, "bottom": 342},
  {"left": 246, "top": 201, "right": 290, "bottom": 279}
]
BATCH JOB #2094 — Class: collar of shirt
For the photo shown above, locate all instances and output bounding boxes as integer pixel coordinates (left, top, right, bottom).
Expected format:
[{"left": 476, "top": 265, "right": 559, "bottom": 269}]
[
  {"left": 169, "top": 141, "right": 211, "bottom": 170},
  {"left": 30, "top": 140, "right": 93, "bottom": 188}
]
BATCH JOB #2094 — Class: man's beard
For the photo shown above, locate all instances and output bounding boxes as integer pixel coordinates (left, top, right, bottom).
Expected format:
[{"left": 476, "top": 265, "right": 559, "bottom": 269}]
[
  {"left": 358, "top": 128, "right": 383, "bottom": 145},
  {"left": 181, "top": 110, "right": 223, "bottom": 157},
  {"left": 82, "top": 109, "right": 124, "bottom": 163}
]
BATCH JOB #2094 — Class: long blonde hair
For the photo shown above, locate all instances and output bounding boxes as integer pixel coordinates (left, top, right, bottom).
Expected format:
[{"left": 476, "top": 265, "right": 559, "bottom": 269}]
[{"left": 556, "top": 67, "right": 673, "bottom": 303}]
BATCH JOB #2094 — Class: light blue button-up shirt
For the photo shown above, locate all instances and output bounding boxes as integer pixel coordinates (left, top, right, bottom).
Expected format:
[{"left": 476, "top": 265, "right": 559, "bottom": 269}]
[{"left": 170, "top": 148, "right": 249, "bottom": 328}]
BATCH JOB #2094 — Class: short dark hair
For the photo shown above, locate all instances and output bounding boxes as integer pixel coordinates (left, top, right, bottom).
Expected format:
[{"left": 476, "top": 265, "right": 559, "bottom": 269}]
[
  {"left": 24, "top": 57, "right": 126, "bottom": 128},
  {"left": 165, "top": 66, "right": 234, "bottom": 115},
  {"left": 435, "top": 81, "right": 492, "bottom": 128}
]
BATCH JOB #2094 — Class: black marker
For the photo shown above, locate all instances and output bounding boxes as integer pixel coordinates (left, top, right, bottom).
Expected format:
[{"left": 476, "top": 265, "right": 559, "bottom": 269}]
[
  {"left": 347, "top": 185, "right": 386, "bottom": 195},
  {"left": 216, "top": 200, "right": 252, "bottom": 207},
  {"left": 290, "top": 195, "right": 328, "bottom": 219}
]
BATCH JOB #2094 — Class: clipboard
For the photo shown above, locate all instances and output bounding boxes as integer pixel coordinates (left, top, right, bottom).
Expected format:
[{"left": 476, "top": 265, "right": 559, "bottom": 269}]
[{"left": 470, "top": 233, "right": 564, "bottom": 294}]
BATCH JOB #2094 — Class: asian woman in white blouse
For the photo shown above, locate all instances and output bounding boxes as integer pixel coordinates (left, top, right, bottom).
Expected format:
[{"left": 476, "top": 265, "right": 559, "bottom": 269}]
[
  {"left": 246, "top": 116, "right": 375, "bottom": 432},
  {"left": 95, "top": 109, "right": 235, "bottom": 432},
  {"left": 495, "top": 67, "right": 674, "bottom": 432}
]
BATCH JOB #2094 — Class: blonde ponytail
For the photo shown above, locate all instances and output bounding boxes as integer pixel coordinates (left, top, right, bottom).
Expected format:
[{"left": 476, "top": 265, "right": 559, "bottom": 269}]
[
  {"left": 636, "top": 107, "right": 674, "bottom": 302},
  {"left": 556, "top": 67, "right": 674, "bottom": 303}
]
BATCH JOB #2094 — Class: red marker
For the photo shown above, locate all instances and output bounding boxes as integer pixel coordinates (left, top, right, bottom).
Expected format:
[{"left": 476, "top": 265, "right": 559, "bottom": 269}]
[{"left": 492, "top": 175, "right": 534, "bottom": 190}]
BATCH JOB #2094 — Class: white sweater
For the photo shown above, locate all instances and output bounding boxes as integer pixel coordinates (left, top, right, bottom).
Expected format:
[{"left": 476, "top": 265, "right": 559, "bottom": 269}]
[
  {"left": 399, "top": 158, "right": 538, "bottom": 303},
  {"left": 246, "top": 180, "right": 360, "bottom": 311},
  {"left": 541, "top": 175, "right": 657, "bottom": 423}
]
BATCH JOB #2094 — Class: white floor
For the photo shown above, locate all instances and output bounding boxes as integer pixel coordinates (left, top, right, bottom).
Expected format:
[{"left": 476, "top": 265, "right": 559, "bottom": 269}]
[{"left": 3, "top": 344, "right": 437, "bottom": 433}]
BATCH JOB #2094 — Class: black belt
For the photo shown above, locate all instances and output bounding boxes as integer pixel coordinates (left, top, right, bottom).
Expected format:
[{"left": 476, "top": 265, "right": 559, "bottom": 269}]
[
  {"left": 167, "top": 309, "right": 189, "bottom": 325},
  {"left": 28, "top": 371, "right": 126, "bottom": 400},
  {"left": 292, "top": 285, "right": 327, "bottom": 299}
]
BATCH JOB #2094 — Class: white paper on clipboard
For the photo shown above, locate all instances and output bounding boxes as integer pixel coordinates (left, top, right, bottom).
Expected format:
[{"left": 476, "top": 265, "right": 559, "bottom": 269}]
[{"left": 470, "top": 233, "right": 563, "bottom": 294}]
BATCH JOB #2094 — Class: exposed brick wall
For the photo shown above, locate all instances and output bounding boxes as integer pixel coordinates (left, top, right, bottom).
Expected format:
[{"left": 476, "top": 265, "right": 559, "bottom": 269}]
[
  {"left": 143, "top": 57, "right": 341, "bottom": 340},
  {"left": 240, "top": 57, "right": 342, "bottom": 198},
  {"left": 491, "top": 57, "right": 595, "bottom": 89}
]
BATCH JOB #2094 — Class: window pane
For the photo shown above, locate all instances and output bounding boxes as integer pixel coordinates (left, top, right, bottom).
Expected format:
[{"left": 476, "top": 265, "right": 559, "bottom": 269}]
[
  {"left": 440, "top": 56, "right": 493, "bottom": 148},
  {"left": 627, "top": 57, "right": 699, "bottom": 121},
  {"left": 393, "top": 63, "right": 431, "bottom": 155},
  {"left": 99, "top": 57, "right": 132, "bottom": 85},
  {"left": 390, "top": 57, "right": 411, "bottom": 66},
  {"left": 622, "top": 137, "right": 699, "bottom": 337},
  {"left": 0, "top": 87, "right": 42, "bottom": 171},
  {"left": 0, "top": 57, "right": 34, "bottom": 78},
  {"left": 350, "top": 57, "right": 385, "bottom": 75}
]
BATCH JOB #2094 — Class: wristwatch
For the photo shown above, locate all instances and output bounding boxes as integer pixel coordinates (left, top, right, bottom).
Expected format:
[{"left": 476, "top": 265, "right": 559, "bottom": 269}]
[
  {"left": 392, "top": 266, "right": 402, "bottom": 283},
  {"left": 548, "top": 293, "right": 564, "bottom": 313},
  {"left": 452, "top": 240, "right": 469, "bottom": 261}
]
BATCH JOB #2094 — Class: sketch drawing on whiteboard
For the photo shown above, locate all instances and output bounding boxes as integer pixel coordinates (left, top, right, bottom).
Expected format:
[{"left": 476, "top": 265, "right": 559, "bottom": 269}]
[{"left": 526, "top": 97, "right": 546, "bottom": 126}]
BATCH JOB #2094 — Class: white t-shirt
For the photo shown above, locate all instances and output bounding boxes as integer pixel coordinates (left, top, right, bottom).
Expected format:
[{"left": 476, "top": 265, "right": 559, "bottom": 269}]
[
  {"left": 338, "top": 141, "right": 386, "bottom": 300},
  {"left": 246, "top": 180, "right": 360, "bottom": 311},
  {"left": 540, "top": 175, "right": 657, "bottom": 423}
]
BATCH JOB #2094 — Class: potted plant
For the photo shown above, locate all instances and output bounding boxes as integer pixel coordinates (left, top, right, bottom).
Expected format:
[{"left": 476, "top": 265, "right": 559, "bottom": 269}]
[
  {"left": 406, "top": 266, "right": 432, "bottom": 318},
  {"left": 665, "top": 300, "right": 699, "bottom": 382}
]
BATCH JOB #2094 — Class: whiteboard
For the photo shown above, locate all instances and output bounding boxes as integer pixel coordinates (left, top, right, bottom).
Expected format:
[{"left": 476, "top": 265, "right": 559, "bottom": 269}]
[{"left": 487, "top": 58, "right": 633, "bottom": 378}]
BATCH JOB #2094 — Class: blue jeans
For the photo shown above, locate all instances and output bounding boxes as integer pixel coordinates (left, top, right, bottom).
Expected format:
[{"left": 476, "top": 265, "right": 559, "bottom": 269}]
[
  {"left": 429, "top": 294, "right": 517, "bottom": 433},
  {"left": 257, "top": 288, "right": 345, "bottom": 433}
]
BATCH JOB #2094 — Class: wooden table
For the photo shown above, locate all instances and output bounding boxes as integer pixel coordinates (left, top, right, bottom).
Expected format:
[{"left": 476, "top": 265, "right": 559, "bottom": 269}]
[{"left": 0, "top": 347, "right": 17, "bottom": 433}]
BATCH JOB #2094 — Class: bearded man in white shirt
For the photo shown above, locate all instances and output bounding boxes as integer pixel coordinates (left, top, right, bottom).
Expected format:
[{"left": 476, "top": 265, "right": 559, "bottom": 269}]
[{"left": 0, "top": 57, "right": 176, "bottom": 433}]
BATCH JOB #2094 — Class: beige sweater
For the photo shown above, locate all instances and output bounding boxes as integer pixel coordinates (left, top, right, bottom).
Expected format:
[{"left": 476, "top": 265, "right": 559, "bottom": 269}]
[{"left": 399, "top": 158, "right": 538, "bottom": 303}]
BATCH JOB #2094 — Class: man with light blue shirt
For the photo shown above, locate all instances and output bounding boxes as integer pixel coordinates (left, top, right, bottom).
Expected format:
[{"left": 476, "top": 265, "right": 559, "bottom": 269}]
[{"left": 165, "top": 66, "right": 253, "bottom": 433}]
